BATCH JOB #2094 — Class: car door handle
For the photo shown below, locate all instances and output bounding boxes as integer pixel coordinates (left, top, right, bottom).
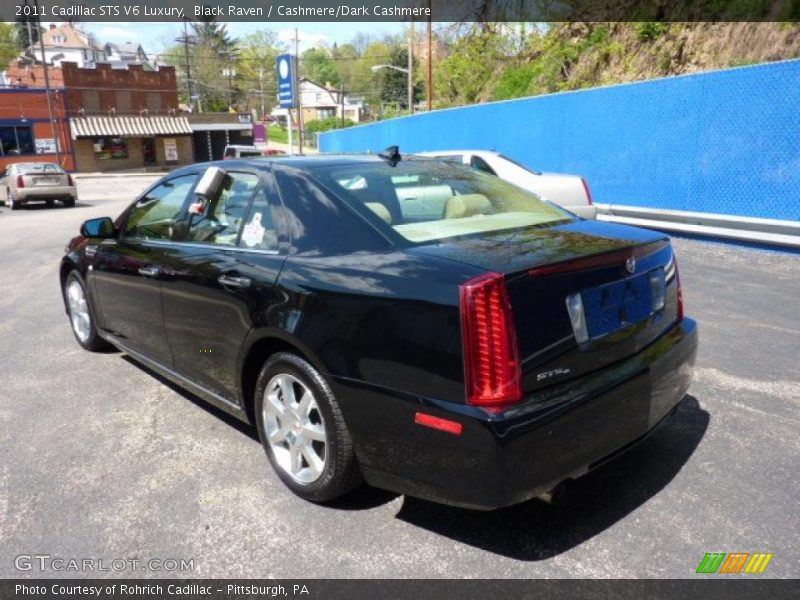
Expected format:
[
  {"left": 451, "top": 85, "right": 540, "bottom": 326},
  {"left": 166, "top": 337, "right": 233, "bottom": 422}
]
[
  {"left": 218, "top": 274, "right": 251, "bottom": 289},
  {"left": 138, "top": 266, "right": 161, "bottom": 277}
]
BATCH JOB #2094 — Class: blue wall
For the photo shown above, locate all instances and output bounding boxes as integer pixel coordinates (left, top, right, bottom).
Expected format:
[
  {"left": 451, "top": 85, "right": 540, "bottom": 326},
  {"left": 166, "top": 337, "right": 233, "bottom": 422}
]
[{"left": 320, "top": 60, "right": 800, "bottom": 221}]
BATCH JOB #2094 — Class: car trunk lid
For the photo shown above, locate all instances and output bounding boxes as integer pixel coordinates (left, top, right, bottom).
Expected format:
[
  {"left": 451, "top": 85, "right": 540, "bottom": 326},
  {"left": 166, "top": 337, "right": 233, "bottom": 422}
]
[{"left": 410, "top": 220, "right": 681, "bottom": 398}]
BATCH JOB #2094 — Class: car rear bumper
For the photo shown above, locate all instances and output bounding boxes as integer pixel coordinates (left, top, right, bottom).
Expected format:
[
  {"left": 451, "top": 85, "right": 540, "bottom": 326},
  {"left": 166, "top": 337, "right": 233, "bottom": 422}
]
[
  {"left": 16, "top": 186, "right": 77, "bottom": 201},
  {"left": 335, "top": 317, "right": 697, "bottom": 510}
]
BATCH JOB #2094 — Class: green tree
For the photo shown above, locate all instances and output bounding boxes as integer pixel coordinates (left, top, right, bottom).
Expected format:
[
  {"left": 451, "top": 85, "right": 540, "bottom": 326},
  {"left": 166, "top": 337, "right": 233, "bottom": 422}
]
[
  {"left": 301, "top": 47, "right": 340, "bottom": 87},
  {"left": 433, "top": 25, "right": 507, "bottom": 106},
  {"left": 237, "top": 30, "right": 286, "bottom": 117},
  {"left": 0, "top": 23, "right": 20, "bottom": 67}
]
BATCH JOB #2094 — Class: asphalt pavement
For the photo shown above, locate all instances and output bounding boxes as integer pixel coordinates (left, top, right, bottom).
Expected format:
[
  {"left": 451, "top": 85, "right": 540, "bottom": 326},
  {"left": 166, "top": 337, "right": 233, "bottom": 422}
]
[{"left": 0, "top": 177, "right": 798, "bottom": 578}]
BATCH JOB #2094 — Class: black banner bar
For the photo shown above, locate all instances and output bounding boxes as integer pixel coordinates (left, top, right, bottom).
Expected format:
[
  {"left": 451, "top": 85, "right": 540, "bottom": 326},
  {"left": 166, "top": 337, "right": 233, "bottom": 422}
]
[
  {"left": 2, "top": 0, "right": 799, "bottom": 23},
  {"left": 2, "top": 579, "right": 800, "bottom": 600}
]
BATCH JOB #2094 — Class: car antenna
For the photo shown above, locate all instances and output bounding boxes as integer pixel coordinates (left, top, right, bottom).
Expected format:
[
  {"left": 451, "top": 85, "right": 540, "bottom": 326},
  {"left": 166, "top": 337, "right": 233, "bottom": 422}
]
[{"left": 378, "top": 145, "right": 402, "bottom": 166}]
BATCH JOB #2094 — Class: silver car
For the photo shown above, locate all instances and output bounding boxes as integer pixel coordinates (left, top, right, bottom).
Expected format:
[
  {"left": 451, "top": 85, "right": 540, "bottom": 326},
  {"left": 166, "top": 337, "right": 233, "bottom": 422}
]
[
  {"left": 0, "top": 162, "right": 77, "bottom": 210},
  {"left": 416, "top": 150, "right": 597, "bottom": 219}
]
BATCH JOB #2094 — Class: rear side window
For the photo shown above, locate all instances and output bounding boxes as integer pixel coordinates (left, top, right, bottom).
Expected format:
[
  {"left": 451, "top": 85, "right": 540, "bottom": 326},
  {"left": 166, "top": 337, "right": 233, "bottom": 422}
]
[
  {"left": 186, "top": 172, "right": 260, "bottom": 246},
  {"left": 274, "top": 167, "right": 388, "bottom": 255},
  {"left": 123, "top": 174, "right": 197, "bottom": 240}
]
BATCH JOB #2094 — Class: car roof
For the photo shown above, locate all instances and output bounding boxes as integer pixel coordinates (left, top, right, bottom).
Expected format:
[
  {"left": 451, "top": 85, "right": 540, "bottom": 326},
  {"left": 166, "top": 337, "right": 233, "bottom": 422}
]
[
  {"left": 416, "top": 150, "right": 500, "bottom": 157},
  {"left": 170, "top": 154, "right": 437, "bottom": 176}
]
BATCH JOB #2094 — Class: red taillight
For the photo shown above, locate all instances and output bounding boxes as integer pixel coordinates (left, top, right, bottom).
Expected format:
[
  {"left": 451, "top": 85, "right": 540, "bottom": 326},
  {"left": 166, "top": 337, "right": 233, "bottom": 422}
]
[
  {"left": 581, "top": 177, "right": 593, "bottom": 205},
  {"left": 67, "top": 173, "right": 74, "bottom": 186},
  {"left": 460, "top": 272, "right": 522, "bottom": 408},
  {"left": 16, "top": 175, "right": 25, "bottom": 188}
]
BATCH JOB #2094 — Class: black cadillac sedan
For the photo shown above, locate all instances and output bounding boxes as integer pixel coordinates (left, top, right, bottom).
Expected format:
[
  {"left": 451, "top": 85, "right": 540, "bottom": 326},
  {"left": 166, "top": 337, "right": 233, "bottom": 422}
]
[{"left": 59, "top": 153, "right": 697, "bottom": 510}]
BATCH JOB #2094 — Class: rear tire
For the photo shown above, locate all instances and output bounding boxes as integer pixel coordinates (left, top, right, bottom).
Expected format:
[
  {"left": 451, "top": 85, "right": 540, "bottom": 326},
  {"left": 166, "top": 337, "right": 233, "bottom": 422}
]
[
  {"left": 8, "top": 190, "right": 20, "bottom": 210},
  {"left": 63, "top": 271, "right": 111, "bottom": 351},
  {"left": 46, "top": 199, "right": 55, "bottom": 208},
  {"left": 63, "top": 197, "right": 75, "bottom": 208},
  {"left": 254, "top": 352, "right": 362, "bottom": 502}
]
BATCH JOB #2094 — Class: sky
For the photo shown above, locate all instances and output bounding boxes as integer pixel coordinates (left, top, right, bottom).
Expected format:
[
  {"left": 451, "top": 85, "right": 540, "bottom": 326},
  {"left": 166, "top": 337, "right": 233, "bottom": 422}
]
[{"left": 78, "top": 21, "right": 407, "bottom": 56}]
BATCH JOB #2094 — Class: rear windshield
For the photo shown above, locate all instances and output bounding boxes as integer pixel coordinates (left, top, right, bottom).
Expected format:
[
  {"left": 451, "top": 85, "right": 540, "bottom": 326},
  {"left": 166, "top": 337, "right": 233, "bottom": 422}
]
[
  {"left": 309, "top": 160, "right": 570, "bottom": 243},
  {"left": 17, "top": 163, "right": 64, "bottom": 174},
  {"left": 239, "top": 151, "right": 264, "bottom": 158}
]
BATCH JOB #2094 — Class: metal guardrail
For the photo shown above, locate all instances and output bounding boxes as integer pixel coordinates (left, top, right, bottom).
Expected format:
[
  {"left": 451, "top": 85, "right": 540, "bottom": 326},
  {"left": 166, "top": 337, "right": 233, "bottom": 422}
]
[{"left": 595, "top": 204, "right": 800, "bottom": 249}]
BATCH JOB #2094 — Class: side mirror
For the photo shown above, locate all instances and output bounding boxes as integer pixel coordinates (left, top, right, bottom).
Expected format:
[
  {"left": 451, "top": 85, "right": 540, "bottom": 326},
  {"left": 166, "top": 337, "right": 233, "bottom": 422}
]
[
  {"left": 195, "top": 166, "right": 227, "bottom": 201},
  {"left": 80, "top": 217, "right": 116, "bottom": 238}
]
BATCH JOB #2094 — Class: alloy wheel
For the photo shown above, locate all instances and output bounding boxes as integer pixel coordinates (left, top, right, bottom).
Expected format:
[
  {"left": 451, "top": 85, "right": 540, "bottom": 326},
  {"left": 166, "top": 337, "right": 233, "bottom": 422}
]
[
  {"left": 262, "top": 373, "right": 327, "bottom": 484},
  {"left": 66, "top": 280, "right": 91, "bottom": 343}
]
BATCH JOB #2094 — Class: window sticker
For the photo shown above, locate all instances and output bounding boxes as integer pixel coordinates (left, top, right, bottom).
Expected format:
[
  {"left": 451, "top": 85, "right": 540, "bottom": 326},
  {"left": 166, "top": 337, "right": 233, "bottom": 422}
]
[{"left": 241, "top": 212, "right": 266, "bottom": 247}]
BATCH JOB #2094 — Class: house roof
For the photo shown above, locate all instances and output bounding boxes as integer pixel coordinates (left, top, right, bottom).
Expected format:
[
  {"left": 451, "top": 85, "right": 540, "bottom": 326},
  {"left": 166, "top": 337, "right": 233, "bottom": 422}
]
[{"left": 41, "top": 24, "right": 95, "bottom": 50}]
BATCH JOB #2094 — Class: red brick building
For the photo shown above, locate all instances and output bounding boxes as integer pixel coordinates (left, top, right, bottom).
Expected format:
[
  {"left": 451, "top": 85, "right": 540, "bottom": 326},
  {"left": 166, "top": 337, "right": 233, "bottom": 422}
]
[
  {"left": 2, "top": 60, "right": 192, "bottom": 173},
  {"left": 0, "top": 86, "right": 74, "bottom": 172}
]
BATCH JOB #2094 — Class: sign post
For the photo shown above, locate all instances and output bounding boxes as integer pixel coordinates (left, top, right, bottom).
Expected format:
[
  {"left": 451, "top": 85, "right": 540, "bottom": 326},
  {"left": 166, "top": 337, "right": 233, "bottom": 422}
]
[{"left": 277, "top": 54, "right": 296, "bottom": 153}]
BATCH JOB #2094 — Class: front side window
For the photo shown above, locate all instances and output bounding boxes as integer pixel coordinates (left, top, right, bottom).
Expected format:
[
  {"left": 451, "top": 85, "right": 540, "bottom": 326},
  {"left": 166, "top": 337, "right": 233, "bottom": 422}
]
[
  {"left": 123, "top": 174, "right": 198, "bottom": 240},
  {"left": 238, "top": 187, "right": 279, "bottom": 251},
  {"left": 311, "top": 160, "right": 570, "bottom": 243},
  {"left": 186, "top": 172, "right": 260, "bottom": 246}
]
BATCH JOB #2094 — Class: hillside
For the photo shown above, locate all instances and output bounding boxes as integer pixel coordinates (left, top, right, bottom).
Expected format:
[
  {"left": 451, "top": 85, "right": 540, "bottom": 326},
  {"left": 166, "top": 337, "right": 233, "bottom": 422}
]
[{"left": 433, "top": 22, "right": 800, "bottom": 106}]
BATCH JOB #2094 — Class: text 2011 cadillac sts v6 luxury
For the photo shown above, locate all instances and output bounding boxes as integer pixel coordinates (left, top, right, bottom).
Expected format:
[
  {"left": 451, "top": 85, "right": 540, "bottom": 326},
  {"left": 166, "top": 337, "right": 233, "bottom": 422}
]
[{"left": 59, "top": 152, "right": 697, "bottom": 510}]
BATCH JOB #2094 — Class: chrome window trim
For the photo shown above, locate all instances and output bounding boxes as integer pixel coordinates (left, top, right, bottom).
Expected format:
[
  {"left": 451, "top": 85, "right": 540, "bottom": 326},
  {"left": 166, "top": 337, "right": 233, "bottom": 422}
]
[{"left": 129, "top": 238, "right": 281, "bottom": 256}]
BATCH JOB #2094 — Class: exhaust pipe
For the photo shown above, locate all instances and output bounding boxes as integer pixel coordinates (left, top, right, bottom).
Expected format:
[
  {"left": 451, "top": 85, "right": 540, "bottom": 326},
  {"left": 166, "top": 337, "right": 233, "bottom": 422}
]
[{"left": 538, "top": 479, "right": 572, "bottom": 505}]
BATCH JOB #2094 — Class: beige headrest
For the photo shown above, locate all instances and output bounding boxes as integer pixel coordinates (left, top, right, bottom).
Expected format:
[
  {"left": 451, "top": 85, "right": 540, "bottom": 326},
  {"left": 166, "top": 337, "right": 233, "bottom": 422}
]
[
  {"left": 364, "top": 202, "right": 392, "bottom": 224},
  {"left": 444, "top": 194, "right": 492, "bottom": 219}
]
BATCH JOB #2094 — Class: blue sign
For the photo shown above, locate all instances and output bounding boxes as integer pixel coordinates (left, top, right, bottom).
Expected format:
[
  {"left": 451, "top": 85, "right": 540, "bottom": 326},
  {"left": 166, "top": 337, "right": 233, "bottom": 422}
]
[{"left": 277, "top": 54, "right": 296, "bottom": 109}]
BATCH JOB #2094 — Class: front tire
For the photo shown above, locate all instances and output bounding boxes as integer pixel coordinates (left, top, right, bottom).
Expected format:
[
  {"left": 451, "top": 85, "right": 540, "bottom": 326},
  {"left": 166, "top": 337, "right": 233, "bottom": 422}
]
[
  {"left": 64, "top": 271, "right": 111, "bottom": 351},
  {"left": 254, "top": 352, "right": 362, "bottom": 502}
]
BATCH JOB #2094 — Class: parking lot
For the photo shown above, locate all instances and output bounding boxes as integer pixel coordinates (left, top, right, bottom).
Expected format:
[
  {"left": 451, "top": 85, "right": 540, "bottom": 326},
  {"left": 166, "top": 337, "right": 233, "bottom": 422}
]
[{"left": 0, "top": 176, "right": 798, "bottom": 578}]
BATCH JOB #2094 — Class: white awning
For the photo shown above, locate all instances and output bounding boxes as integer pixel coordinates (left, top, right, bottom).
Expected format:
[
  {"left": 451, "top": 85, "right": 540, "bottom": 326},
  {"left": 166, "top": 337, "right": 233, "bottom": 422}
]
[{"left": 69, "top": 116, "right": 192, "bottom": 139}]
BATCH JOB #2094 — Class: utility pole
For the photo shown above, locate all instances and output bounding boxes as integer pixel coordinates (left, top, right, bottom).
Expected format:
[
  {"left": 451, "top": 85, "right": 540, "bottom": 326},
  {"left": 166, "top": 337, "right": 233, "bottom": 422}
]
[
  {"left": 294, "top": 28, "right": 304, "bottom": 152},
  {"left": 258, "top": 66, "right": 265, "bottom": 121},
  {"left": 408, "top": 21, "right": 414, "bottom": 113},
  {"left": 182, "top": 20, "right": 191, "bottom": 98},
  {"left": 34, "top": 0, "right": 61, "bottom": 166},
  {"left": 340, "top": 84, "right": 345, "bottom": 128},
  {"left": 179, "top": 19, "right": 194, "bottom": 111},
  {"left": 427, "top": 3, "right": 433, "bottom": 112},
  {"left": 226, "top": 52, "right": 235, "bottom": 111}
]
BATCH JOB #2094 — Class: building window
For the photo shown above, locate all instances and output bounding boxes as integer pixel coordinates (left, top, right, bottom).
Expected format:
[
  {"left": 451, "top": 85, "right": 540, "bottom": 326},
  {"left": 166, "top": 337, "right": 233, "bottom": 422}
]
[
  {"left": 146, "top": 92, "right": 162, "bottom": 112},
  {"left": 82, "top": 90, "right": 100, "bottom": 112},
  {"left": 0, "top": 125, "right": 35, "bottom": 156},
  {"left": 318, "top": 108, "right": 335, "bottom": 119},
  {"left": 51, "top": 35, "right": 66, "bottom": 44},
  {"left": 116, "top": 90, "right": 132, "bottom": 113},
  {"left": 93, "top": 137, "right": 129, "bottom": 160}
]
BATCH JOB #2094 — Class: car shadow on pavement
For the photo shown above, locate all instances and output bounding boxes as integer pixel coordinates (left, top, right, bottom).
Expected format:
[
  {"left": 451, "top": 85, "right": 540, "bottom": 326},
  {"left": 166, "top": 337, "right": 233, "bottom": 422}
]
[
  {"left": 394, "top": 394, "right": 709, "bottom": 560},
  {"left": 121, "top": 355, "right": 261, "bottom": 442}
]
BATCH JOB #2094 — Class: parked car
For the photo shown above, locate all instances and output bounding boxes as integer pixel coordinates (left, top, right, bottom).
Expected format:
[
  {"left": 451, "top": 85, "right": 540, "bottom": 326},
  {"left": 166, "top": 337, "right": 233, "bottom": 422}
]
[
  {"left": 59, "top": 153, "right": 696, "bottom": 510},
  {"left": 416, "top": 150, "right": 596, "bottom": 219},
  {"left": 1, "top": 162, "right": 77, "bottom": 209},
  {"left": 223, "top": 144, "right": 287, "bottom": 159}
]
